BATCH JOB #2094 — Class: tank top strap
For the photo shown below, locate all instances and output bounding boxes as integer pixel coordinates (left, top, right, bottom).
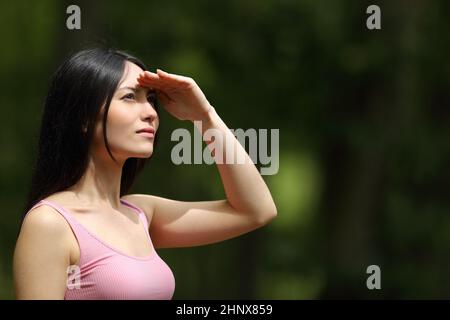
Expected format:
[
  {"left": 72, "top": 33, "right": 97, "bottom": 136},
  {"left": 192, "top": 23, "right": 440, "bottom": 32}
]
[
  {"left": 24, "top": 199, "right": 81, "bottom": 227},
  {"left": 119, "top": 199, "right": 155, "bottom": 248},
  {"left": 120, "top": 199, "right": 150, "bottom": 229},
  {"left": 23, "top": 199, "right": 98, "bottom": 257}
]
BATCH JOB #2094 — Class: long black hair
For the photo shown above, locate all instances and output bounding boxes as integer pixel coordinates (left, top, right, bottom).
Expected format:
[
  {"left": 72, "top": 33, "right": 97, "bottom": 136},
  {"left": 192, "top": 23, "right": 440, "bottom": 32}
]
[{"left": 20, "top": 47, "right": 158, "bottom": 224}]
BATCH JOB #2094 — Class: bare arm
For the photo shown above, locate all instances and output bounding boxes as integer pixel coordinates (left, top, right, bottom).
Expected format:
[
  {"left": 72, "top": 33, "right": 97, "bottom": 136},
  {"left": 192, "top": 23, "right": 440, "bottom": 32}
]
[
  {"left": 13, "top": 206, "right": 71, "bottom": 299},
  {"left": 124, "top": 70, "right": 277, "bottom": 249},
  {"left": 196, "top": 106, "right": 277, "bottom": 222}
]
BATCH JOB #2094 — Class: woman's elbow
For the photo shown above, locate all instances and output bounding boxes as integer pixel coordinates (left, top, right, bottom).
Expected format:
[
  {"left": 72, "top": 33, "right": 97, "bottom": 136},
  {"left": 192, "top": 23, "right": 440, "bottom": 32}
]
[{"left": 256, "top": 203, "right": 278, "bottom": 226}]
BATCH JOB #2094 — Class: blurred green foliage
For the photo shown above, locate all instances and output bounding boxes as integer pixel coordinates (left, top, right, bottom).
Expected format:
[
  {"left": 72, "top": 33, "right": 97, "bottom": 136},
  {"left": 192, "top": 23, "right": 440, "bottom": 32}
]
[{"left": 0, "top": 0, "right": 449, "bottom": 299}]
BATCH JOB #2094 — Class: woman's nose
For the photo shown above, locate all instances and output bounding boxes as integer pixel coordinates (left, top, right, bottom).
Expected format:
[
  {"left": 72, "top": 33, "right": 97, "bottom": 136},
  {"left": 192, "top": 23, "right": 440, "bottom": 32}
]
[{"left": 142, "top": 101, "right": 158, "bottom": 120}]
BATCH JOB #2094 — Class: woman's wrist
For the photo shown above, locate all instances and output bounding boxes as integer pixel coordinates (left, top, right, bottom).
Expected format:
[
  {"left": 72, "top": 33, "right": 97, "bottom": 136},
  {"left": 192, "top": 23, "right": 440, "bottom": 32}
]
[
  {"left": 193, "top": 105, "right": 221, "bottom": 133},
  {"left": 194, "top": 104, "right": 216, "bottom": 124}
]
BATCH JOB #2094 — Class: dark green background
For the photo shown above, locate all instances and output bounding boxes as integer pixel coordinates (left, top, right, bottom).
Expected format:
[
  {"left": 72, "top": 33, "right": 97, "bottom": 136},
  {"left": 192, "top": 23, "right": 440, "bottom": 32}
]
[{"left": 0, "top": 0, "right": 449, "bottom": 299}]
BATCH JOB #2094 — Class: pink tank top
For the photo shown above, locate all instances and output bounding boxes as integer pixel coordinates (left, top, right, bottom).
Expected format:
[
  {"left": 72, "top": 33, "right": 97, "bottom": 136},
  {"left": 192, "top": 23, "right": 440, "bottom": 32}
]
[{"left": 24, "top": 199, "right": 176, "bottom": 300}]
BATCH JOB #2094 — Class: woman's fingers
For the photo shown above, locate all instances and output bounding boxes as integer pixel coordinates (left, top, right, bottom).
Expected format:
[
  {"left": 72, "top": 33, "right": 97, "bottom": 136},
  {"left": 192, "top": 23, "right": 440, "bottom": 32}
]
[
  {"left": 137, "top": 77, "right": 175, "bottom": 103},
  {"left": 155, "top": 89, "right": 174, "bottom": 104},
  {"left": 140, "top": 69, "right": 187, "bottom": 84},
  {"left": 139, "top": 77, "right": 184, "bottom": 93},
  {"left": 137, "top": 79, "right": 164, "bottom": 91},
  {"left": 137, "top": 74, "right": 167, "bottom": 89},
  {"left": 138, "top": 73, "right": 174, "bottom": 88},
  {"left": 157, "top": 69, "right": 181, "bottom": 79},
  {"left": 156, "top": 69, "right": 192, "bottom": 85},
  {"left": 138, "top": 69, "right": 192, "bottom": 93},
  {"left": 142, "top": 70, "right": 158, "bottom": 77},
  {"left": 138, "top": 71, "right": 160, "bottom": 82}
]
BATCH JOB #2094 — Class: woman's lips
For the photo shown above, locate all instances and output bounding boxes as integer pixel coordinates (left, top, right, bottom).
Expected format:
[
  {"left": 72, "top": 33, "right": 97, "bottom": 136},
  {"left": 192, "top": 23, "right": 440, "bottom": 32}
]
[{"left": 137, "top": 131, "right": 154, "bottom": 138}]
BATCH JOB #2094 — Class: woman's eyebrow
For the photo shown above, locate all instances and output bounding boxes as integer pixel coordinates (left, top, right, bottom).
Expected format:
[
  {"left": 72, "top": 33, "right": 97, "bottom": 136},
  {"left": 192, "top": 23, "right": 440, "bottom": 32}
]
[{"left": 118, "top": 86, "right": 156, "bottom": 94}]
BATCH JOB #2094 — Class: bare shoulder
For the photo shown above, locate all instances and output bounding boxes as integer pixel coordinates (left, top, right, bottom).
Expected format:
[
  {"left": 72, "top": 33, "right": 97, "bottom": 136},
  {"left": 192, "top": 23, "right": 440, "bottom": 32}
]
[
  {"left": 17, "top": 204, "right": 76, "bottom": 262},
  {"left": 121, "top": 193, "right": 157, "bottom": 222},
  {"left": 16, "top": 204, "right": 76, "bottom": 267},
  {"left": 14, "top": 204, "right": 73, "bottom": 299},
  {"left": 21, "top": 204, "right": 72, "bottom": 237}
]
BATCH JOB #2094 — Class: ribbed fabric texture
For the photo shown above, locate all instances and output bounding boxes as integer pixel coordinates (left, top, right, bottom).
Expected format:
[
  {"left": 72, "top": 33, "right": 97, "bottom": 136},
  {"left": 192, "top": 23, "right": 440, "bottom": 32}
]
[{"left": 23, "top": 198, "right": 176, "bottom": 300}]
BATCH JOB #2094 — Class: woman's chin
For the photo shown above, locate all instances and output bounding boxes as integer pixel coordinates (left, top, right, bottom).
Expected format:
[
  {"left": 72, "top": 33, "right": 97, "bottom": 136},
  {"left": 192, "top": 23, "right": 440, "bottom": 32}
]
[{"left": 135, "top": 150, "right": 153, "bottom": 158}]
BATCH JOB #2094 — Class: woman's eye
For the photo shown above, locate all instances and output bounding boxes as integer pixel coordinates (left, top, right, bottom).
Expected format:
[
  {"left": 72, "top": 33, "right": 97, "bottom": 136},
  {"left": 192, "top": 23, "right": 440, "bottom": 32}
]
[
  {"left": 122, "top": 93, "right": 135, "bottom": 100},
  {"left": 147, "top": 94, "right": 157, "bottom": 104}
]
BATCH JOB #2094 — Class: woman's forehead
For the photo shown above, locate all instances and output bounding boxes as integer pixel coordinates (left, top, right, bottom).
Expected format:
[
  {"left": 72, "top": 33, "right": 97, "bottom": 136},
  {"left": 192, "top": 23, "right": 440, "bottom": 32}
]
[
  {"left": 120, "top": 61, "right": 144, "bottom": 85},
  {"left": 113, "top": 63, "right": 142, "bottom": 91}
]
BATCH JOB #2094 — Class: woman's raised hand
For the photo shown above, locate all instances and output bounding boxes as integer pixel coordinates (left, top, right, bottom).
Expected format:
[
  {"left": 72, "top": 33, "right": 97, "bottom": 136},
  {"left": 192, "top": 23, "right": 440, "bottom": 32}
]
[{"left": 137, "top": 69, "right": 213, "bottom": 122}]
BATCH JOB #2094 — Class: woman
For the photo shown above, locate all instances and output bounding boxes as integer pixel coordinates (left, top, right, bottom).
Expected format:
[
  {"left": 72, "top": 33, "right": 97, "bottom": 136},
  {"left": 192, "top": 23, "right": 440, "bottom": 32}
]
[{"left": 13, "top": 47, "right": 277, "bottom": 300}]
